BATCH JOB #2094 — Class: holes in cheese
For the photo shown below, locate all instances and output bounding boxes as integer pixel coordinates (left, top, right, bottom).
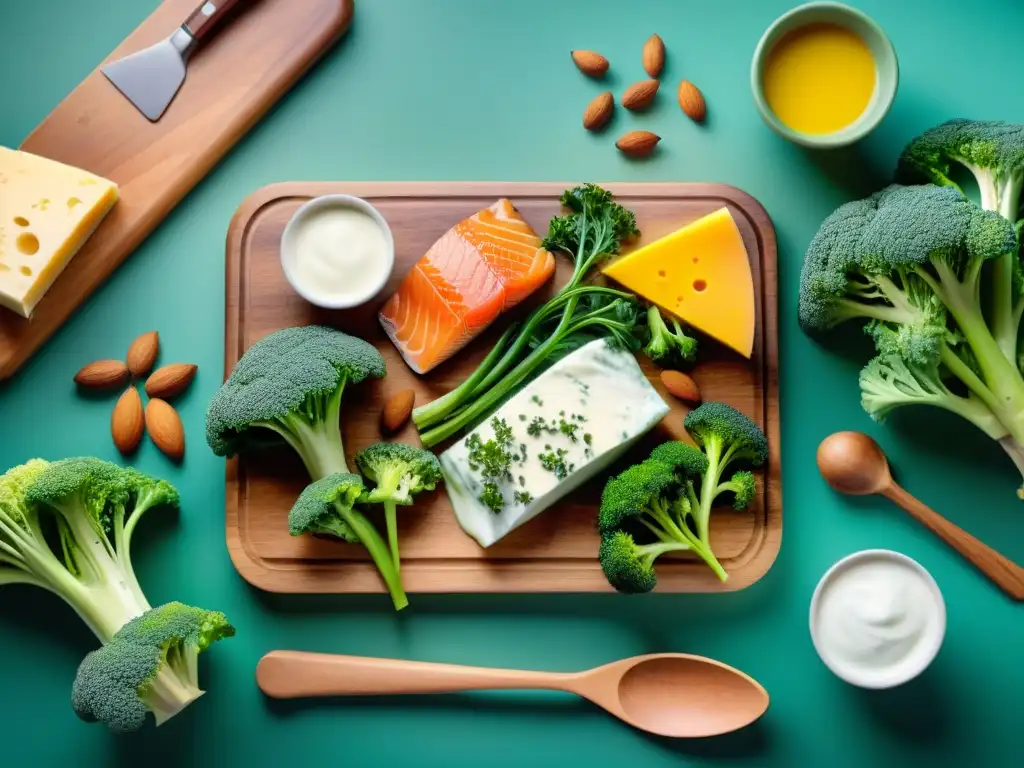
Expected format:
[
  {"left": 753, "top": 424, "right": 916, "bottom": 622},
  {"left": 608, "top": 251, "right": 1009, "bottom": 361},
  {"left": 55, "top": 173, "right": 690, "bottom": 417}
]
[
  {"left": 602, "top": 207, "right": 756, "bottom": 358},
  {"left": 17, "top": 233, "right": 39, "bottom": 255}
]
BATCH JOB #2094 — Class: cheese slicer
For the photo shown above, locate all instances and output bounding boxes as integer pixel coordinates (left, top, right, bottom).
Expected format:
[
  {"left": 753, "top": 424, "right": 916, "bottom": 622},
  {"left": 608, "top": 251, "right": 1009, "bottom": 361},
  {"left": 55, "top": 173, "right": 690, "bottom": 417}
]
[{"left": 102, "top": 0, "right": 243, "bottom": 122}]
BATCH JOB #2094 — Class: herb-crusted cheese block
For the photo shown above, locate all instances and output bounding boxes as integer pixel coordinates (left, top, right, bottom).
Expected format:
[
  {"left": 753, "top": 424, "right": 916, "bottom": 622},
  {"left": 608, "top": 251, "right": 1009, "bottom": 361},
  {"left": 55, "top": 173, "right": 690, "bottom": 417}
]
[
  {"left": 0, "top": 147, "right": 119, "bottom": 318},
  {"left": 441, "top": 339, "right": 670, "bottom": 548}
]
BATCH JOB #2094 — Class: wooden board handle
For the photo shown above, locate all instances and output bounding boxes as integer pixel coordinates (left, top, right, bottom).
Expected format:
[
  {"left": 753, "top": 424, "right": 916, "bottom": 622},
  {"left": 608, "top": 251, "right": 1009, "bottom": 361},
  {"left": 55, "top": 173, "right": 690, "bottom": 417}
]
[
  {"left": 884, "top": 483, "right": 1024, "bottom": 600},
  {"left": 256, "top": 650, "right": 577, "bottom": 699},
  {"left": 184, "top": 0, "right": 243, "bottom": 42}
]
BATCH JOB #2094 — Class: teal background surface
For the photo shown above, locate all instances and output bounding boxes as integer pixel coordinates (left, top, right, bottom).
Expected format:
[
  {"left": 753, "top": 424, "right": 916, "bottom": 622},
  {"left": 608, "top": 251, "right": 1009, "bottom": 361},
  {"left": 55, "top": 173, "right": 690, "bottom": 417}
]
[{"left": 2, "top": 0, "right": 1022, "bottom": 765}]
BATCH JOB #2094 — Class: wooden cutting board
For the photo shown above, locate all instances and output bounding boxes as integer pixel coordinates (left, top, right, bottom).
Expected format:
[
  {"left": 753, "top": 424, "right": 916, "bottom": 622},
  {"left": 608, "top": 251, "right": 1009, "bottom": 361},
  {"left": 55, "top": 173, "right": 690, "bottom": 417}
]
[
  {"left": 224, "top": 182, "right": 781, "bottom": 594},
  {"left": 0, "top": 0, "right": 354, "bottom": 379}
]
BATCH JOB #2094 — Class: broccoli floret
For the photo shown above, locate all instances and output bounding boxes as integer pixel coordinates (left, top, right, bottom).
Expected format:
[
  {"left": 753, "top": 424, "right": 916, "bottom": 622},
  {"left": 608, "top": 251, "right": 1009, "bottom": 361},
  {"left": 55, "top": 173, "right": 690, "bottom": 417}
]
[
  {"left": 798, "top": 176, "right": 1024, "bottom": 497},
  {"left": 598, "top": 531, "right": 661, "bottom": 594},
  {"left": 205, "top": 325, "right": 386, "bottom": 479},
  {"left": 649, "top": 440, "right": 709, "bottom": 477},
  {"left": 1, "top": 459, "right": 231, "bottom": 729},
  {"left": 642, "top": 305, "right": 698, "bottom": 367},
  {"left": 2, "top": 458, "right": 180, "bottom": 640},
  {"left": 897, "top": 119, "right": 1024, "bottom": 221},
  {"left": 717, "top": 470, "right": 756, "bottom": 511},
  {"left": 72, "top": 602, "right": 234, "bottom": 733},
  {"left": 597, "top": 459, "right": 680, "bottom": 534},
  {"left": 355, "top": 442, "right": 442, "bottom": 571},
  {"left": 288, "top": 473, "right": 408, "bottom": 611}
]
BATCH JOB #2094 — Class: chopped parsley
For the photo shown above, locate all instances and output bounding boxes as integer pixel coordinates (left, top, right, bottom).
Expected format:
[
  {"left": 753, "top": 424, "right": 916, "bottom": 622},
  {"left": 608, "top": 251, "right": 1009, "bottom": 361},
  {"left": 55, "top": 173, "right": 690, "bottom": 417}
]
[
  {"left": 583, "top": 433, "right": 593, "bottom": 446},
  {"left": 558, "top": 418, "right": 580, "bottom": 443},
  {"left": 539, "top": 447, "right": 571, "bottom": 480},
  {"left": 467, "top": 418, "right": 517, "bottom": 513},
  {"left": 530, "top": 395, "right": 544, "bottom": 406},
  {"left": 513, "top": 490, "right": 534, "bottom": 505}
]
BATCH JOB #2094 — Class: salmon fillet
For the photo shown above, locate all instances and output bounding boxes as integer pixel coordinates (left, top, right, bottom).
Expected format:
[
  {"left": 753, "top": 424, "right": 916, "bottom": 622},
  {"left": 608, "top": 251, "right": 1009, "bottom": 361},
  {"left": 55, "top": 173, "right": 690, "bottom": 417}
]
[{"left": 379, "top": 199, "right": 555, "bottom": 374}]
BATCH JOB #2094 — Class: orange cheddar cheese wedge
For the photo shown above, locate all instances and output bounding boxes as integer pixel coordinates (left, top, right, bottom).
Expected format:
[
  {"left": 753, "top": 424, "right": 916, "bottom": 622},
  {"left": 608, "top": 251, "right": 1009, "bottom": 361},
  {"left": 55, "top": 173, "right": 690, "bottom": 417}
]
[{"left": 603, "top": 207, "right": 755, "bottom": 358}]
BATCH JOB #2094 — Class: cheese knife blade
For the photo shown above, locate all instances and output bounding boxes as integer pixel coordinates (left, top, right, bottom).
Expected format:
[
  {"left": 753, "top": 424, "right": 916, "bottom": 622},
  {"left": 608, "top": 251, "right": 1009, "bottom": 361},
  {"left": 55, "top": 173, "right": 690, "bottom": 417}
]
[{"left": 102, "top": 0, "right": 242, "bottom": 122}]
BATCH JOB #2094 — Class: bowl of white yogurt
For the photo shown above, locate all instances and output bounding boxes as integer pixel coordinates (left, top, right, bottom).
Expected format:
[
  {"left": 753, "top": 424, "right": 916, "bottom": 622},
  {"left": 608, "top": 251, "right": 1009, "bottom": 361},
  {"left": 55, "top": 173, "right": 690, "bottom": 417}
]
[
  {"left": 280, "top": 194, "right": 394, "bottom": 309},
  {"left": 809, "top": 549, "right": 946, "bottom": 690}
]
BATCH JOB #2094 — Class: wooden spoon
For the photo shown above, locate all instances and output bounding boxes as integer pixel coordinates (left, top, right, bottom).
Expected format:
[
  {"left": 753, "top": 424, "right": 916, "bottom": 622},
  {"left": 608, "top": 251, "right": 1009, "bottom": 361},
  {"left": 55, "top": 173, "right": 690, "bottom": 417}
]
[
  {"left": 817, "top": 430, "right": 1024, "bottom": 600},
  {"left": 256, "top": 650, "right": 769, "bottom": 738}
]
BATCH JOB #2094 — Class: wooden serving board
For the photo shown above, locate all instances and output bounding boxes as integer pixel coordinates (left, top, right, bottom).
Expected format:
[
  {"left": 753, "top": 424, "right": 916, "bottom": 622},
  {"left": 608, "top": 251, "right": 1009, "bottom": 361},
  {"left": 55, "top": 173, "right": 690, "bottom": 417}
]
[
  {"left": 0, "top": 0, "right": 354, "bottom": 379},
  {"left": 224, "top": 182, "right": 781, "bottom": 594}
]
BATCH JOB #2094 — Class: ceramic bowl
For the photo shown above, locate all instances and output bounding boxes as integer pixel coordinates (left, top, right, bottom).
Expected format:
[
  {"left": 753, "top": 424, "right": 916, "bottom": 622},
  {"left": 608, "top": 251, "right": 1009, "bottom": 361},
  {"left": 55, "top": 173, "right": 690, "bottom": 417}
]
[
  {"left": 809, "top": 549, "right": 946, "bottom": 689},
  {"left": 280, "top": 194, "right": 395, "bottom": 310},
  {"left": 750, "top": 1, "right": 898, "bottom": 148}
]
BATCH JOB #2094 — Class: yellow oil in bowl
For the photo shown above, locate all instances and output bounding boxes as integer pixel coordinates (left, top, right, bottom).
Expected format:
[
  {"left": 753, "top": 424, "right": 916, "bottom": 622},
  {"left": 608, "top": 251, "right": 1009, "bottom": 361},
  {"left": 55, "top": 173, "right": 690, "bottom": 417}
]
[{"left": 762, "top": 22, "right": 876, "bottom": 135}]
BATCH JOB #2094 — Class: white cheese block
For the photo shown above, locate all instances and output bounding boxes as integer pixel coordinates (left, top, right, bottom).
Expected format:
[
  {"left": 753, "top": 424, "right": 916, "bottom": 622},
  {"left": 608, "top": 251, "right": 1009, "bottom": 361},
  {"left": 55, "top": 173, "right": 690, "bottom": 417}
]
[
  {"left": 441, "top": 339, "right": 670, "bottom": 547},
  {"left": 0, "top": 147, "right": 119, "bottom": 318}
]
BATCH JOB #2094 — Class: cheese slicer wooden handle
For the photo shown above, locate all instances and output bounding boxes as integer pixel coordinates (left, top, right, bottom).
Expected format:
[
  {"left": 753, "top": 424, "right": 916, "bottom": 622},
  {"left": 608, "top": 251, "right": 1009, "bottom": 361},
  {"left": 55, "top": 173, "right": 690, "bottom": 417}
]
[{"left": 185, "top": 0, "right": 244, "bottom": 43}]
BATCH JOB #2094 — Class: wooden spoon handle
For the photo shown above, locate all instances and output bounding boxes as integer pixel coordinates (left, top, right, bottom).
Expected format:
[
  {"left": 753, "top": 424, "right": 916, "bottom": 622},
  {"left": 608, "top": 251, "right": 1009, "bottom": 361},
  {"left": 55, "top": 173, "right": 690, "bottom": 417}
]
[
  {"left": 256, "top": 650, "right": 577, "bottom": 699},
  {"left": 884, "top": 483, "right": 1024, "bottom": 600}
]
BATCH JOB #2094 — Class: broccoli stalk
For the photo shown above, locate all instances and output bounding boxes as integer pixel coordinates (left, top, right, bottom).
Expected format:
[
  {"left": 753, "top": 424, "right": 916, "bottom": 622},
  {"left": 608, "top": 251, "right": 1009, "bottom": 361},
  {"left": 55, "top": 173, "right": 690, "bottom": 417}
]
[
  {"left": 355, "top": 443, "right": 442, "bottom": 571},
  {"left": 798, "top": 180, "right": 1024, "bottom": 496},
  {"left": 206, "top": 325, "right": 386, "bottom": 477},
  {"left": 412, "top": 184, "right": 640, "bottom": 446},
  {"left": 288, "top": 473, "right": 408, "bottom": 611},
  {"left": 0, "top": 458, "right": 232, "bottom": 732}
]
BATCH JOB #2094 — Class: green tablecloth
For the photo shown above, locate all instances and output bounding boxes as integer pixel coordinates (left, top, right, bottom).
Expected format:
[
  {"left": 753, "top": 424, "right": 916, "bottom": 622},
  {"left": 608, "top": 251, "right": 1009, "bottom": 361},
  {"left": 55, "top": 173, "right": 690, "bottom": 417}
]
[{"left": 2, "top": 1, "right": 1021, "bottom": 765}]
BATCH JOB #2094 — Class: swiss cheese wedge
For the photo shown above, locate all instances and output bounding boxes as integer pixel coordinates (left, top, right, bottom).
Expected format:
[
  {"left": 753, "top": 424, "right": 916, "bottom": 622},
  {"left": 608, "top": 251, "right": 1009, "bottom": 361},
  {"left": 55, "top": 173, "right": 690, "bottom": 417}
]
[
  {"left": 603, "top": 207, "right": 755, "bottom": 358},
  {"left": 0, "top": 147, "right": 119, "bottom": 318}
]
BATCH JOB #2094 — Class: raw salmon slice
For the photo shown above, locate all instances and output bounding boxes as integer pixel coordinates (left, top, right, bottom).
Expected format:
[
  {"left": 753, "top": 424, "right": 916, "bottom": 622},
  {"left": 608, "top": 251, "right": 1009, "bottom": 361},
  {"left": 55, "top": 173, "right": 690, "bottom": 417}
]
[{"left": 379, "top": 199, "right": 555, "bottom": 374}]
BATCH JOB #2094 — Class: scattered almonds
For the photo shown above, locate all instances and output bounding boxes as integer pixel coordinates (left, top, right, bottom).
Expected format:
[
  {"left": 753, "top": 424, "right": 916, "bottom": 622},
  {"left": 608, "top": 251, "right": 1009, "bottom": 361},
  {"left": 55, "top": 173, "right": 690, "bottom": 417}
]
[
  {"left": 126, "top": 331, "right": 160, "bottom": 377},
  {"left": 661, "top": 370, "right": 701, "bottom": 404},
  {"left": 146, "top": 363, "right": 198, "bottom": 400},
  {"left": 382, "top": 389, "right": 416, "bottom": 434},
  {"left": 74, "top": 360, "right": 131, "bottom": 390},
  {"left": 583, "top": 91, "right": 615, "bottom": 131},
  {"left": 571, "top": 50, "right": 609, "bottom": 78},
  {"left": 111, "top": 387, "right": 145, "bottom": 455},
  {"left": 678, "top": 80, "right": 707, "bottom": 122},
  {"left": 615, "top": 130, "right": 661, "bottom": 157},
  {"left": 146, "top": 398, "right": 185, "bottom": 461},
  {"left": 642, "top": 34, "right": 665, "bottom": 78},
  {"left": 622, "top": 79, "right": 659, "bottom": 111}
]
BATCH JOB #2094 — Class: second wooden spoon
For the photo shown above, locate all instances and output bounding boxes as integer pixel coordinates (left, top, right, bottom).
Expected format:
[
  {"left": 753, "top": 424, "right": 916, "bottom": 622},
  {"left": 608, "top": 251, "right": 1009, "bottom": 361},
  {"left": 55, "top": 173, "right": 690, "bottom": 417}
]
[
  {"left": 817, "top": 430, "right": 1024, "bottom": 600},
  {"left": 256, "top": 650, "right": 769, "bottom": 739}
]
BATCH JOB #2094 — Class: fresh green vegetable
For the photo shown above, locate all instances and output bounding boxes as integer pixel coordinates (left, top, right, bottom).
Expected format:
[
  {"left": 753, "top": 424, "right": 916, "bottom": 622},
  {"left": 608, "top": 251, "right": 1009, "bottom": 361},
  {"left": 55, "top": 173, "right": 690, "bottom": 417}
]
[
  {"left": 287, "top": 472, "right": 408, "bottom": 610},
  {"left": 72, "top": 602, "right": 234, "bottom": 733},
  {"left": 642, "top": 305, "right": 698, "bottom": 367},
  {"left": 798, "top": 170, "right": 1024, "bottom": 495},
  {"left": 412, "top": 184, "right": 641, "bottom": 446},
  {"left": 0, "top": 458, "right": 232, "bottom": 731},
  {"left": 355, "top": 442, "right": 443, "bottom": 570},
  {"left": 597, "top": 402, "right": 766, "bottom": 592},
  {"left": 205, "top": 325, "right": 386, "bottom": 478}
]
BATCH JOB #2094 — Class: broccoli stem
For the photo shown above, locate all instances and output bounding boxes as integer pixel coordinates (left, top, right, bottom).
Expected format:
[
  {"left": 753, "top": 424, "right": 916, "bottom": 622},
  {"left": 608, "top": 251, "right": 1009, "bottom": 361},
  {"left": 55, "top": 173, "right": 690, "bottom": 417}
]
[
  {"left": 637, "top": 541, "right": 691, "bottom": 568},
  {"left": 336, "top": 503, "right": 408, "bottom": 611},
  {"left": 998, "top": 436, "right": 1024, "bottom": 500},
  {"left": 143, "top": 665, "right": 204, "bottom": 727},
  {"left": 384, "top": 501, "right": 400, "bottom": 572}
]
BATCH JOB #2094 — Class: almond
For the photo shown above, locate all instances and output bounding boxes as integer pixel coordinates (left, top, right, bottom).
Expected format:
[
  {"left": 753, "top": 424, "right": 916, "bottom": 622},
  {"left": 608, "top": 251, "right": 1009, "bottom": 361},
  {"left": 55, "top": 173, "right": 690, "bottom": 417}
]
[
  {"left": 146, "top": 398, "right": 185, "bottom": 461},
  {"left": 642, "top": 34, "right": 665, "bottom": 78},
  {"left": 660, "top": 370, "right": 701, "bottom": 404},
  {"left": 571, "top": 50, "right": 609, "bottom": 78},
  {"left": 622, "top": 79, "right": 659, "bottom": 111},
  {"left": 126, "top": 331, "right": 159, "bottom": 377},
  {"left": 615, "top": 130, "right": 661, "bottom": 157},
  {"left": 145, "top": 363, "right": 198, "bottom": 400},
  {"left": 74, "top": 360, "right": 130, "bottom": 390},
  {"left": 382, "top": 389, "right": 416, "bottom": 434},
  {"left": 583, "top": 91, "right": 614, "bottom": 131},
  {"left": 111, "top": 387, "right": 145, "bottom": 455},
  {"left": 678, "top": 80, "right": 707, "bottom": 122}
]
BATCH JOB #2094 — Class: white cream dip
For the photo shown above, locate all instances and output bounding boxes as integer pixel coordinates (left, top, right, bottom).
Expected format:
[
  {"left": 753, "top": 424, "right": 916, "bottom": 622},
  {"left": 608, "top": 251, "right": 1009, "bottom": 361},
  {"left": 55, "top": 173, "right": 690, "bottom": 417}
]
[{"left": 811, "top": 550, "right": 945, "bottom": 689}]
